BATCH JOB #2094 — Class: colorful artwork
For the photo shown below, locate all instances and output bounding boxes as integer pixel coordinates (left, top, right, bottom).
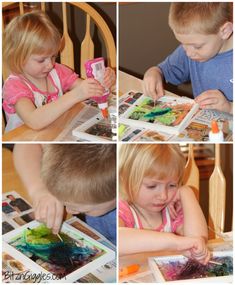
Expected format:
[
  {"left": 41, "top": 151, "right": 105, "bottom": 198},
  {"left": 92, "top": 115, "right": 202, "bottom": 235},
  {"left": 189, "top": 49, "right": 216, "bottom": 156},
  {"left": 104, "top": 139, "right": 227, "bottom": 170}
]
[
  {"left": 72, "top": 113, "right": 115, "bottom": 141},
  {"left": 85, "top": 122, "right": 113, "bottom": 139},
  {"left": 180, "top": 121, "right": 210, "bottom": 141},
  {"left": 149, "top": 253, "right": 233, "bottom": 282},
  {"left": 128, "top": 97, "right": 192, "bottom": 126},
  {"left": 120, "top": 93, "right": 199, "bottom": 135},
  {"left": 3, "top": 221, "right": 114, "bottom": 281}
]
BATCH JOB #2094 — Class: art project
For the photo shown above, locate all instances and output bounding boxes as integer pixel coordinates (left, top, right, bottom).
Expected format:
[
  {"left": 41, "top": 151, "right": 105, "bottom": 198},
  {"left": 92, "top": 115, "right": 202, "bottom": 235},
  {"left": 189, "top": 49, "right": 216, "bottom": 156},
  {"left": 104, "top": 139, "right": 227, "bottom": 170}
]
[
  {"left": 3, "top": 221, "right": 115, "bottom": 282},
  {"left": 120, "top": 91, "right": 199, "bottom": 135},
  {"left": 149, "top": 251, "right": 233, "bottom": 282},
  {"left": 72, "top": 112, "right": 116, "bottom": 141}
]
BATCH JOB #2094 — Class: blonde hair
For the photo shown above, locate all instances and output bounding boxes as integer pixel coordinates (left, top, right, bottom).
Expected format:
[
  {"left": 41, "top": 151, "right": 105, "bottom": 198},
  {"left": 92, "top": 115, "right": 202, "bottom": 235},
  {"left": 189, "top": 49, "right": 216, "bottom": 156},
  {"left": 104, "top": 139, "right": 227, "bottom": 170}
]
[
  {"left": 119, "top": 144, "right": 186, "bottom": 203},
  {"left": 3, "top": 11, "right": 62, "bottom": 74},
  {"left": 41, "top": 144, "right": 116, "bottom": 204},
  {"left": 169, "top": 2, "right": 233, "bottom": 34}
]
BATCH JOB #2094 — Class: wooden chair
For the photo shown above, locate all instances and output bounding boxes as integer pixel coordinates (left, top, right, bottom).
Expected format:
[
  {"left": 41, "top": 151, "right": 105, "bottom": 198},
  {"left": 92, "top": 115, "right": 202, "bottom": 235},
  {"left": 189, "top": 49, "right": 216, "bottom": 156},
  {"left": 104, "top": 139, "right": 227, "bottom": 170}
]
[
  {"left": 2, "top": 2, "right": 116, "bottom": 80},
  {"left": 183, "top": 144, "right": 227, "bottom": 239}
]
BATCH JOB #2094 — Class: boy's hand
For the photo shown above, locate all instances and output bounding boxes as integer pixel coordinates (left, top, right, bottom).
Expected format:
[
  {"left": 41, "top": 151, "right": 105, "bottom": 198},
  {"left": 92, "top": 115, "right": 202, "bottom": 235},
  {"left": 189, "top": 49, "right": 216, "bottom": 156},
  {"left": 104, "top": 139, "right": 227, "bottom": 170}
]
[
  {"left": 177, "top": 236, "right": 211, "bottom": 265},
  {"left": 103, "top": 67, "right": 116, "bottom": 89},
  {"left": 195, "top": 90, "right": 232, "bottom": 114},
  {"left": 32, "top": 189, "right": 64, "bottom": 234},
  {"left": 75, "top": 78, "right": 105, "bottom": 101},
  {"left": 143, "top": 66, "right": 165, "bottom": 101}
]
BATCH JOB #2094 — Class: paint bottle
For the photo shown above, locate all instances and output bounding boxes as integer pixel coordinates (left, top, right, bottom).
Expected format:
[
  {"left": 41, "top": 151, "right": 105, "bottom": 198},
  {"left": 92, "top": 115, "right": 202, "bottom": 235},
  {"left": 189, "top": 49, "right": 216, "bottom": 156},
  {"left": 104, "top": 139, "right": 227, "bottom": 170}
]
[
  {"left": 119, "top": 264, "right": 140, "bottom": 277},
  {"left": 209, "top": 120, "right": 224, "bottom": 142},
  {"left": 85, "top": 58, "right": 109, "bottom": 118}
]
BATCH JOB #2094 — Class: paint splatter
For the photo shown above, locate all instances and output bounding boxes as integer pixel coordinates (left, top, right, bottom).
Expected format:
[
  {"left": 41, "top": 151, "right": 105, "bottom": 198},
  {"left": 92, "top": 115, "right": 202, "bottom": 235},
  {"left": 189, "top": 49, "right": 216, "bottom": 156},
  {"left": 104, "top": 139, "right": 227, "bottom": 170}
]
[
  {"left": 157, "top": 257, "right": 233, "bottom": 281},
  {"left": 8, "top": 224, "right": 104, "bottom": 278},
  {"left": 128, "top": 98, "right": 193, "bottom": 126}
]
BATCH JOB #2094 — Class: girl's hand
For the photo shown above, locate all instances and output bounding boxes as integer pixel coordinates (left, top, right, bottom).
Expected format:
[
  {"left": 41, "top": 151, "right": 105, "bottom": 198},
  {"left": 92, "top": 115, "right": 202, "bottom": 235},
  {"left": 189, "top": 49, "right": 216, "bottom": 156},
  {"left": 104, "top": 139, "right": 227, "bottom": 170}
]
[
  {"left": 195, "top": 90, "right": 232, "bottom": 114},
  {"left": 143, "top": 66, "right": 165, "bottom": 101},
  {"left": 189, "top": 237, "right": 211, "bottom": 265},
  {"left": 32, "top": 189, "right": 64, "bottom": 234},
  {"left": 103, "top": 67, "right": 116, "bottom": 89},
  {"left": 167, "top": 189, "right": 182, "bottom": 220},
  {"left": 74, "top": 78, "right": 105, "bottom": 101},
  {"left": 178, "top": 236, "right": 211, "bottom": 265}
]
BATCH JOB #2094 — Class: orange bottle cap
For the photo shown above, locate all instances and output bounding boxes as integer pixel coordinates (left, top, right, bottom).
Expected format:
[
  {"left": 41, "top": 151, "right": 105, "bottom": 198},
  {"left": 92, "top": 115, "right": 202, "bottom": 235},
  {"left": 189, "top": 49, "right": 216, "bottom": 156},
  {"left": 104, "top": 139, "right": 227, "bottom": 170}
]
[
  {"left": 119, "top": 264, "right": 140, "bottom": 277},
  {"left": 211, "top": 120, "right": 219, "bottom": 133},
  {"left": 101, "top": 108, "right": 109, "bottom": 119}
]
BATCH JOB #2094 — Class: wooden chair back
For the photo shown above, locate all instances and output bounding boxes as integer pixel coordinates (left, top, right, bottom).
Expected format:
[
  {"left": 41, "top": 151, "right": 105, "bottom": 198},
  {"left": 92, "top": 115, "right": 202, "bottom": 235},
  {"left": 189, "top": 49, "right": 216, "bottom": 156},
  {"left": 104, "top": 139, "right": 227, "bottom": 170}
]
[
  {"left": 2, "top": 2, "right": 116, "bottom": 80},
  {"left": 183, "top": 144, "right": 226, "bottom": 239}
]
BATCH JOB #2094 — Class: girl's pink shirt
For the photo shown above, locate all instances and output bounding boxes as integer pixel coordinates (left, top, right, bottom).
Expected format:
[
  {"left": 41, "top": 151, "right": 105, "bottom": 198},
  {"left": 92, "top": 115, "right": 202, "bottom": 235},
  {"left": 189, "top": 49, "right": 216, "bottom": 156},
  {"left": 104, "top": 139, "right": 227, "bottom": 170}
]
[
  {"left": 119, "top": 200, "right": 184, "bottom": 233},
  {"left": 3, "top": 63, "right": 78, "bottom": 114}
]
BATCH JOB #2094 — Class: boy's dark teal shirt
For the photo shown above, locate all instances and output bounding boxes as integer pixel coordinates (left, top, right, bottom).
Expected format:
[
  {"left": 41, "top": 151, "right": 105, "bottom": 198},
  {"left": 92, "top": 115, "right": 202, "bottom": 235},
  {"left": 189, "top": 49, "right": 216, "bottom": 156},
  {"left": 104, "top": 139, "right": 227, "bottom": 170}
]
[
  {"left": 159, "top": 45, "right": 233, "bottom": 101},
  {"left": 85, "top": 208, "right": 116, "bottom": 245}
]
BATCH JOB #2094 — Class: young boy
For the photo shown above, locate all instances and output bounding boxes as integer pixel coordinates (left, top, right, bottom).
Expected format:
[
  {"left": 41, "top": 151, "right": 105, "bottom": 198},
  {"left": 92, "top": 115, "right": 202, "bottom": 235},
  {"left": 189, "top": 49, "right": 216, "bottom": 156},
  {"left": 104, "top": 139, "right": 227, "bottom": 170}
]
[
  {"left": 13, "top": 144, "right": 116, "bottom": 245},
  {"left": 143, "top": 3, "right": 233, "bottom": 113}
]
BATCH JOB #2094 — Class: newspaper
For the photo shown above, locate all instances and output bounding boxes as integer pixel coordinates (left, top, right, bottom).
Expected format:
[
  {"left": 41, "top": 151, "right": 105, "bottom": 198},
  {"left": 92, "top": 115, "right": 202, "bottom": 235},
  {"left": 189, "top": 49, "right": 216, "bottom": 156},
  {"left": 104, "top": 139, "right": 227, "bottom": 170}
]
[{"left": 55, "top": 90, "right": 117, "bottom": 142}]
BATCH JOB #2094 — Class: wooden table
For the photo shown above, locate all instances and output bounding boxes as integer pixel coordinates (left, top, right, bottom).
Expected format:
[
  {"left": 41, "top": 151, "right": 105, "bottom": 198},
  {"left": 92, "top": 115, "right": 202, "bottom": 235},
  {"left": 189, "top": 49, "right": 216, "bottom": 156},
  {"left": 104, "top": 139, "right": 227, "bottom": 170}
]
[
  {"left": 119, "top": 238, "right": 232, "bottom": 283},
  {"left": 2, "top": 102, "right": 84, "bottom": 142},
  {"left": 2, "top": 147, "right": 31, "bottom": 202},
  {"left": 119, "top": 70, "right": 178, "bottom": 97}
]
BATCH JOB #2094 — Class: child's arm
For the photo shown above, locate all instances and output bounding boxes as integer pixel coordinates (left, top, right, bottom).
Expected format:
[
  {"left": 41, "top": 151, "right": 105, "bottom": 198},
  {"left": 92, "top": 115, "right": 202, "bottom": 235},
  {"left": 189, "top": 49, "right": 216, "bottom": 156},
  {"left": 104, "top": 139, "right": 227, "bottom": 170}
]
[
  {"left": 119, "top": 217, "right": 210, "bottom": 264},
  {"left": 179, "top": 185, "right": 208, "bottom": 239},
  {"left": 143, "top": 66, "right": 165, "bottom": 100},
  {"left": 13, "top": 144, "right": 64, "bottom": 234},
  {"left": 195, "top": 90, "right": 233, "bottom": 114},
  {"left": 179, "top": 185, "right": 210, "bottom": 263},
  {"left": 15, "top": 78, "right": 104, "bottom": 130}
]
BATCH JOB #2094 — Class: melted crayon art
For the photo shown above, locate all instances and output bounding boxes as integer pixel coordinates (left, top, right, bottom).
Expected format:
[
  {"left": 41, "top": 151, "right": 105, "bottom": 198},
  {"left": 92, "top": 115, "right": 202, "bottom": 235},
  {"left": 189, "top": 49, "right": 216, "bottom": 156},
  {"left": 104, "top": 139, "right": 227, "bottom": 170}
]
[
  {"left": 128, "top": 98, "right": 193, "bottom": 126},
  {"left": 8, "top": 224, "right": 105, "bottom": 278},
  {"left": 156, "top": 256, "right": 233, "bottom": 281}
]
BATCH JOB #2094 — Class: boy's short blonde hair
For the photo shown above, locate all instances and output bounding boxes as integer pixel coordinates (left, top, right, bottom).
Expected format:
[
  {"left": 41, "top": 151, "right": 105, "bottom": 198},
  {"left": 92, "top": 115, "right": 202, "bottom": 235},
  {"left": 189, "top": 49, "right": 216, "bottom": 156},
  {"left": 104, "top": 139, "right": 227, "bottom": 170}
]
[
  {"left": 119, "top": 144, "right": 186, "bottom": 203},
  {"left": 169, "top": 2, "right": 233, "bottom": 34},
  {"left": 41, "top": 144, "right": 116, "bottom": 204},
  {"left": 3, "top": 11, "right": 62, "bottom": 74}
]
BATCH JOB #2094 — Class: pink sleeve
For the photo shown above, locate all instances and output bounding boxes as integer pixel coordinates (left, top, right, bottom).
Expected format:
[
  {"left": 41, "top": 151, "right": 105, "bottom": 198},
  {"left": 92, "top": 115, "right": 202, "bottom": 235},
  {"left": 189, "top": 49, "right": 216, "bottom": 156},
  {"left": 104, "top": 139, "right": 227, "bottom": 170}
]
[
  {"left": 171, "top": 208, "right": 184, "bottom": 233},
  {"left": 3, "top": 77, "right": 35, "bottom": 114},
  {"left": 119, "top": 200, "right": 135, "bottom": 228},
  {"left": 54, "top": 63, "right": 79, "bottom": 92}
]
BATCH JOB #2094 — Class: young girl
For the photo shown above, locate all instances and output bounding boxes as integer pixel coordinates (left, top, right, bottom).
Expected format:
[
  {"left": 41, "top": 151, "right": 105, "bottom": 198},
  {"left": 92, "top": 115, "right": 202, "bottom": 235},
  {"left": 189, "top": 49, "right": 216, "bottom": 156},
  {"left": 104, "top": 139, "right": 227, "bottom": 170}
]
[
  {"left": 3, "top": 11, "right": 115, "bottom": 132},
  {"left": 119, "top": 144, "right": 210, "bottom": 264}
]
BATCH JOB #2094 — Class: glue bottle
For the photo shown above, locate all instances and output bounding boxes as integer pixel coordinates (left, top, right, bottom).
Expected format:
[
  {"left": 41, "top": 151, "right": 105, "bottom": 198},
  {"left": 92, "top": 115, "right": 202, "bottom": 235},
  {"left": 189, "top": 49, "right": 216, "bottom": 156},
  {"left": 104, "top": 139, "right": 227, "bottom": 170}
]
[
  {"left": 209, "top": 120, "right": 224, "bottom": 142},
  {"left": 85, "top": 57, "right": 109, "bottom": 118}
]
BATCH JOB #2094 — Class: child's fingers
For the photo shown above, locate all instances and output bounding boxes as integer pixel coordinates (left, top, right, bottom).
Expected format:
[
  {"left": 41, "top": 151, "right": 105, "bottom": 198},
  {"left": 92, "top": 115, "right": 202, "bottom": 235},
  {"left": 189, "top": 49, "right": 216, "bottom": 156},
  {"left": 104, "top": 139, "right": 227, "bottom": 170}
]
[
  {"left": 144, "top": 80, "right": 158, "bottom": 101},
  {"left": 168, "top": 204, "right": 177, "bottom": 219},
  {"left": 156, "top": 83, "right": 165, "bottom": 98},
  {"left": 46, "top": 202, "right": 56, "bottom": 230},
  {"left": 34, "top": 203, "right": 48, "bottom": 226},
  {"left": 52, "top": 203, "right": 64, "bottom": 234},
  {"left": 203, "top": 251, "right": 211, "bottom": 265}
]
